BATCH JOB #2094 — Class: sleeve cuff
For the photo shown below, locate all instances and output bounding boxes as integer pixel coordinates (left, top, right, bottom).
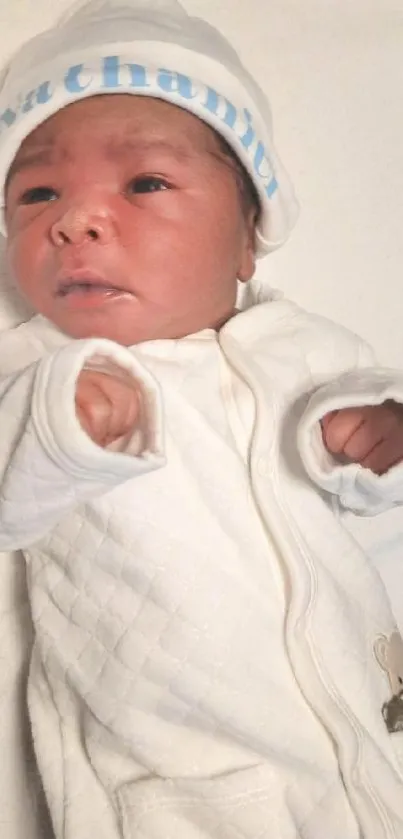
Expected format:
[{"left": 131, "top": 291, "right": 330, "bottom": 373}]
[
  {"left": 31, "top": 338, "right": 165, "bottom": 483},
  {"left": 297, "top": 368, "right": 403, "bottom": 514}
]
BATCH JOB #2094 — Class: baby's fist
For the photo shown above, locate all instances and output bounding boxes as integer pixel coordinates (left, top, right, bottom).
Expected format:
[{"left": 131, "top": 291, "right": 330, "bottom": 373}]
[
  {"left": 76, "top": 369, "right": 141, "bottom": 447},
  {"left": 321, "top": 401, "right": 403, "bottom": 475}
]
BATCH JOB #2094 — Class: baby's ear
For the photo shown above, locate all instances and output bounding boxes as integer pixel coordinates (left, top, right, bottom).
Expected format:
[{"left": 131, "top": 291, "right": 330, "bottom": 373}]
[{"left": 237, "top": 207, "right": 257, "bottom": 283}]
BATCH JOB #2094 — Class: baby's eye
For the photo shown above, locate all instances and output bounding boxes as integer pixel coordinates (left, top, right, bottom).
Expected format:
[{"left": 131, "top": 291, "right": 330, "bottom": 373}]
[
  {"left": 127, "top": 176, "right": 171, "bottom": 195},
  {"left": 20, "top": 186, "right": 58, "bottom": 205}
]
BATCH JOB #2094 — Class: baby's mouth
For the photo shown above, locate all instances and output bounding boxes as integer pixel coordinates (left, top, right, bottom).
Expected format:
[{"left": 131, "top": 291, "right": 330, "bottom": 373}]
[
  {"left": 54, "top": 267, "right": 135, "bottom": 307},
  {"left": 56, "top": 280, "right": 125, "bottom": 298},
  {"left": 54, "top": 267, "right": 133, "bottom": 301}
]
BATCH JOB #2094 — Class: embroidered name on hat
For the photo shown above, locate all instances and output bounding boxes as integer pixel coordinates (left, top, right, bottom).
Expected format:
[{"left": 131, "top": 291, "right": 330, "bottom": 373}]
[{"left": 0, "top": 55, "right": 278, "bottom": 200}]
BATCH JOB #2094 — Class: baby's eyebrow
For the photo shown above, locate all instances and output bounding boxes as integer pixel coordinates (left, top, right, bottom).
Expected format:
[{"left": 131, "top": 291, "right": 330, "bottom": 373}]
[
  {"left": 6, "top": 134, "right": 213, "bottom": 194},
  {"left": 6, "top": 143, "right": 63, "bottom": 188},
  {"left": 103, "top": 137, "right": 198, "bottom": 162}
]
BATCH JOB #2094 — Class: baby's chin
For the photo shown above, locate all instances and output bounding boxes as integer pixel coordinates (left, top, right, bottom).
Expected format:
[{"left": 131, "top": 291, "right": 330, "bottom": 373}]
[
  {"left": 56, "top": 318, "right": 154, "bottom": 347},
  {"left": 37, "top": 295, "right": 232, "bottom": 344},
  {"left": 41, "top": 307, "right": 146, "bottom": 346},
  {"left": 45, "top": 306, "right": 194, "bottom": 347}
]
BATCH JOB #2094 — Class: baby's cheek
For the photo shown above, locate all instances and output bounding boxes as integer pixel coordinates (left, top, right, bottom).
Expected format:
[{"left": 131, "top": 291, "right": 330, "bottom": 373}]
[
  {"left": 7, "top": 231, "right": 44, "bottom": 305},
  {"left": 7, "top": 235, "right": 29, "bottom": 289}
]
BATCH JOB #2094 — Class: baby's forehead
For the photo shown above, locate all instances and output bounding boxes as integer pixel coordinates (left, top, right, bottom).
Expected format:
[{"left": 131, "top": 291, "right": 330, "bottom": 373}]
[
  {"left": 7, "top": 95, "right": 236, "bottom": 195},
  {"left": 22, "top": 95, "right": 221, "bottom": 155}
]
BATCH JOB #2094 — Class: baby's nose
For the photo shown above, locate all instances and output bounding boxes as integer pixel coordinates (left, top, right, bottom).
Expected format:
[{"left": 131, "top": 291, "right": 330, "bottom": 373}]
[{"left": 50, "top": 204, "right": 116, "bottom": 247}]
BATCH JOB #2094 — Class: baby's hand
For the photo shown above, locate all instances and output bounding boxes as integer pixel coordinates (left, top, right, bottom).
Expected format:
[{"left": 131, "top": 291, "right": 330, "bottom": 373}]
[
  {"left": 75, "top": 369, "right": 142, "bottom": 447},
  {"left": 321, "top": 401, "right": 403, "bottom": 475}
]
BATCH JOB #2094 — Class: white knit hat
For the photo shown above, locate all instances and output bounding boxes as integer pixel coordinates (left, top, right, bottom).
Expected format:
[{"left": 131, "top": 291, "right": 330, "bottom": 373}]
[{"left": 0, "top": 0, "right": 299, "bottom": 254}]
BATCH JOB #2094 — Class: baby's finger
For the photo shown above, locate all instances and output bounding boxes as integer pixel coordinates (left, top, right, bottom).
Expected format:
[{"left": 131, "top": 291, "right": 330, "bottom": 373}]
[
  {"left": 76, "top": 379, "right": 110, "bottom": 441},
  {"left": 103, "top": 380, "right": 141, "bottom": 444},
  {"left": 340, "top": 403, "right": 403, "bottom": 463},
  {"left": 340, "top": 419, "right": 383, "bottom": 463},
  {"left": 361, "top": 433, "right": 403, "bottom": 475},
  {"left": 322, "top": 408, "right": 365, "bottom": 454},
  {"left": 113, "top": 395, "right": 140, "bottom": 443},
  {"left": 320, "top": 410, "right": 339, "bottom": 432}
]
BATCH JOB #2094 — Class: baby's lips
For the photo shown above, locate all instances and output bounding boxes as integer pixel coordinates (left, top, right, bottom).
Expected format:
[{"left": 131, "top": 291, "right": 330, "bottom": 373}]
[
  {"left": 56, "top": 278, "right": 123, "bottom": 297},
  {"left": 54, "top": 265, "right": 125, "bottom": 296}
]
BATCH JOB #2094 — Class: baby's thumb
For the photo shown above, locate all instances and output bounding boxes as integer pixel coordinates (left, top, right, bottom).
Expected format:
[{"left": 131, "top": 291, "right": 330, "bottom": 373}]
[{"left": 76, "top": 388, "right": 111, "bottom": 447}]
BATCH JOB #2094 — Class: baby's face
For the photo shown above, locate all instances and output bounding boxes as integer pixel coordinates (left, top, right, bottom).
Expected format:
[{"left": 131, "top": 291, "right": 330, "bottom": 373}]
[{"left": 5, "top": 95, "right": 256, "bottom": 345}]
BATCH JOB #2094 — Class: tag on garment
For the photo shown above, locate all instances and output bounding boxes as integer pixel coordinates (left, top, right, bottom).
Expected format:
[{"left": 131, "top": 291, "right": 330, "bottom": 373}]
[{"left": 374, "top": 631, "right": 403, "bottom": 734}]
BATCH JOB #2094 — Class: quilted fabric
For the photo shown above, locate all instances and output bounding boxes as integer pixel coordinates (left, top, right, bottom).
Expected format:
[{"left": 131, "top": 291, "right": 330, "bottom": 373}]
[{"left": 1, "top": 289, "right": 403, "bottom": 837}]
